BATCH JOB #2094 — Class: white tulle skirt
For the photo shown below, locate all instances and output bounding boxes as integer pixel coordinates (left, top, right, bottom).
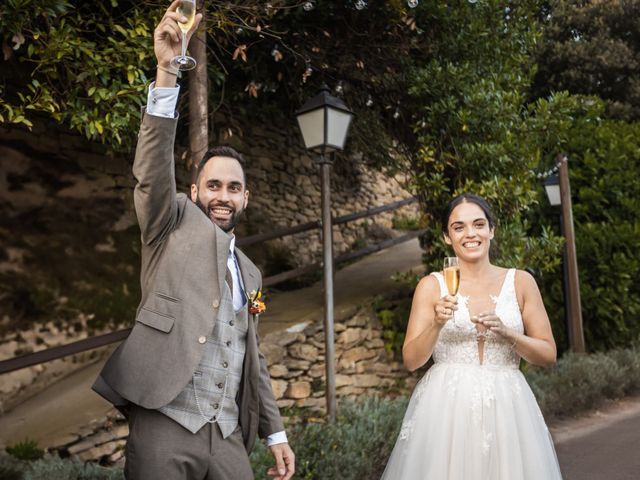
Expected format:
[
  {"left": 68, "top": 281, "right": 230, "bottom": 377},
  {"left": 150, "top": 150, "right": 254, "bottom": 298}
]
[{"left": 382, "top": 363, "right": 563, "bottom": 479}]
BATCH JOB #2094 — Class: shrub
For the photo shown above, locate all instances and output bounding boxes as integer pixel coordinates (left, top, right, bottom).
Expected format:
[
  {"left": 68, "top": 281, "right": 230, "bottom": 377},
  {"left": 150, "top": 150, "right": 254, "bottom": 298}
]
[
  {"left": 526, "top": 344, "right": 640, "bottom": 419},
  {"left": 375, "top": 273, "right": 419, "bottom": 356},
  {"left": 0, "top": 452, "right": 23, "bottom": 480},
  {"left": 5, "top": 440, "right": 44, "bottom": 462},
  {"left": 22, "top": 455, "right": 123, "bottom": 480},
  {"left": 0, "top": 453, "right": 124, "bottom": 480},
  {"left": 392, "top": 214, "right": 421, "bottom": 231},
  {"left": 250, "top": 397, "right": 409, "bottom": 480}
]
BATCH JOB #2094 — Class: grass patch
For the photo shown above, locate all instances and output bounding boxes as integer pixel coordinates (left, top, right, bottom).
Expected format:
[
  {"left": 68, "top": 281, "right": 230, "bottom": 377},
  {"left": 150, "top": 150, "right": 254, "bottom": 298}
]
[{"left": 5, "top": 440, "right": 44, "bottom": 462}]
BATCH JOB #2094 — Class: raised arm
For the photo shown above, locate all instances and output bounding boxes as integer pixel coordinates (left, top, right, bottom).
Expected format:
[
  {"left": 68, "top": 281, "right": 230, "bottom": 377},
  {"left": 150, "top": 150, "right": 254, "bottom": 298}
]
[
  {"left": 133, "top": 1, "right": 202, "bottom": 246},
  {"left": 402, "top": 275, "right": 457, "bottom": 372}
]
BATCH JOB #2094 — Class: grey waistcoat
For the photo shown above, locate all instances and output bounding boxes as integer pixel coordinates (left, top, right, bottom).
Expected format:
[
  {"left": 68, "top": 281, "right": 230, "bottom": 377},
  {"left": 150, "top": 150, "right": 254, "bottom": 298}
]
[{"left": 158, "top": 283, "right": 248, "bottom": 437}]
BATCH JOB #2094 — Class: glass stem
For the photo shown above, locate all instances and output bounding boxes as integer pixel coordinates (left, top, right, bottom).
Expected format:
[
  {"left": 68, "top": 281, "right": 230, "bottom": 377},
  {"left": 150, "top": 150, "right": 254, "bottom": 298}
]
[{"left": 181, "top": 32, "right": 187, "bottom": 58}]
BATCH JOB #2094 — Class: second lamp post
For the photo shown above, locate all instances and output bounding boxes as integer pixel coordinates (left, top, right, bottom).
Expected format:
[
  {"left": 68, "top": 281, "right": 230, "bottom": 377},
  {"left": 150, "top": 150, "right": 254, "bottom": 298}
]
[
  {"left": 296, "top": 85, "right": 354, "bottom": 422},
  {"left": 544, "top": 155, "right": 585, "bottom": 353}
]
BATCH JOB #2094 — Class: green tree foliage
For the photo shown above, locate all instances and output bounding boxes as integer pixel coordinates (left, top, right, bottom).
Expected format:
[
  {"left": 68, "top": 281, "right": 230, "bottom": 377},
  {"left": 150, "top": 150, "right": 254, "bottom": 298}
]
[
  {"left": 533, "top": 0, "right": 640, "bottom": 121},
  {"left": 0, "top": 0, "right": 423, "bottom": 154},
  {"left": 403, "top": 1, "right": 564, "bottom": 274},
  {"left": 0, "top": 0, "right": 161, "bottom": 146},
  {"left": 536, "top": 101, "right": 640, "bottom": 350}
]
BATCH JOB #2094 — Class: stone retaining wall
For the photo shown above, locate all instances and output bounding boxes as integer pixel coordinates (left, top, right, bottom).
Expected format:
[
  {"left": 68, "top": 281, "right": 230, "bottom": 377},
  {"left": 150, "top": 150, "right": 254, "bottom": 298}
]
[{"left": 262, "top": 305, "right": 418, "bottom": 412}]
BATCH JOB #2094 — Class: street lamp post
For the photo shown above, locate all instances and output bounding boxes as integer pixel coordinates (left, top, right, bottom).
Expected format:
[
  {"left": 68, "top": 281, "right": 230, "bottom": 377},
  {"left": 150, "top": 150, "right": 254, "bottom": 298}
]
[
  {"left": 544, "top": 155, "right": 586, "bottom": 353},
  {"left": 295, "top": 85, "right": 354, "bottom": 422}
]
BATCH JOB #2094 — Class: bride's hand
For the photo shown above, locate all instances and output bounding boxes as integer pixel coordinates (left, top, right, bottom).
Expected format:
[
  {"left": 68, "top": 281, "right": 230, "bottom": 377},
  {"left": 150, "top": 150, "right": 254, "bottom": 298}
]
[
  {"left": 471, "top": 311, "right": 516, "bottom": 341},
  {"left": 434, "top": 295, "right": 458, "bottom": 325}
]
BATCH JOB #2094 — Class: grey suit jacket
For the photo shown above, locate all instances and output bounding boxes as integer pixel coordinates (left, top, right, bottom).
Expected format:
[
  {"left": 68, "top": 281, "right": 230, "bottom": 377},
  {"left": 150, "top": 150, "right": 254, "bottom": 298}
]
[{"left": 93, "top": 112, "right": 283, "bottom": 452}]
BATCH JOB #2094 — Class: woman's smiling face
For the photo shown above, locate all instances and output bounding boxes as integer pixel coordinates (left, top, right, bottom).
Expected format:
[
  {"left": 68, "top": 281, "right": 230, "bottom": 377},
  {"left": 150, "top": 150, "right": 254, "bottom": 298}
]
[{"left": 444, "top": 201, "right": 494, "bottom": 261}]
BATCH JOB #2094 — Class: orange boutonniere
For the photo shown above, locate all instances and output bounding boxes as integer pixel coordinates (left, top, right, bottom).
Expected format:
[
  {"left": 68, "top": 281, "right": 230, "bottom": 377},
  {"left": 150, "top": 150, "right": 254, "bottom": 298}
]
[{"left": 247, "top": 289, "right": 266, "bottom": 315}]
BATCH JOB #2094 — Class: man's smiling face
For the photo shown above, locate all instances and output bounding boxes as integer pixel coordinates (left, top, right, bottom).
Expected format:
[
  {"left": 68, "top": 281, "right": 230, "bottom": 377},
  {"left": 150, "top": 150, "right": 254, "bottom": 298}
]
[{"left": 190, "top": 156, "right": 249, "bottom": 233}]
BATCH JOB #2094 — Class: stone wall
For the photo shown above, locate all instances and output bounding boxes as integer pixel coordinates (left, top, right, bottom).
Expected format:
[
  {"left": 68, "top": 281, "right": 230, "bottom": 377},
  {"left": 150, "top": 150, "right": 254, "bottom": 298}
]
[
  {"left": 228, "top": 122, "right": 416, "bottom": 265},
  {"left": 0, "top": 116, "right": 417, "bottom": 271},
  {"left": 262, "top": 305, "right": 418, "bottom": 412}
]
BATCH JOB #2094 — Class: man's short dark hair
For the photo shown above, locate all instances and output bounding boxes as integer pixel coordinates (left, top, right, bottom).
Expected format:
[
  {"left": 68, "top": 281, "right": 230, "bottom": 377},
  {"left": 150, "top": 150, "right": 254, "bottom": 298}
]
[{"left": 193, "top": 146, "right": 246, "bottom": 185}]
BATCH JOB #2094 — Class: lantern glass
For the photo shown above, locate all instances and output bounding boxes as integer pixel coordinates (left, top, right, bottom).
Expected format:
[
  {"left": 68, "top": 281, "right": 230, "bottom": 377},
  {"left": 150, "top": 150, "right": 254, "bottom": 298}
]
[
  {"left": 326, "top": 108, "right": 352, "bottom": 151},
  {"left": 544, "top": 175, "right": 561, "bottom": 206},
  {"left": 296, "top": 108, "right": 325, "bottom": 151}
]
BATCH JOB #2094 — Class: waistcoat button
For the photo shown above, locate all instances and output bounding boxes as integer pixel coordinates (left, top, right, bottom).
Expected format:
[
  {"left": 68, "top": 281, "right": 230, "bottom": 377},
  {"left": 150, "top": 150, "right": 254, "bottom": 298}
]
[
  {"left": 229, "top": 320, "right": 235, "bottom": 326},
  {"left": 222, "top": 361, "right": 228, "bottom": 368},
  {"left": 212, "top": 299, "right": 220, "bottom": 308},
  {"left": 226, "top": 340, "right": 231, "bottom": 347},
  {"left": 198, "top": 336, "right": 206, "bottom": 344},
  {"left": 217, "top": 382, "right": 223, "bottom": 389}
]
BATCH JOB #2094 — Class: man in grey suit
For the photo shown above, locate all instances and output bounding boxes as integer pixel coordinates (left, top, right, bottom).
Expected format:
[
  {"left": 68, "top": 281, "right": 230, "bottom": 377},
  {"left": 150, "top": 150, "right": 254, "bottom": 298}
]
[{"left": 92, "top": 2, "right": 295, "bottom": 479}]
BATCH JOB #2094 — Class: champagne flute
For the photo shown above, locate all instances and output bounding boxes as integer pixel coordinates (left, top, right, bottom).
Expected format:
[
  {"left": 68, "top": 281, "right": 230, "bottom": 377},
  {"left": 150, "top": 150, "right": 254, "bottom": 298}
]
[
  {"left": 443, "top": 256, "right": 460, "bottom": 326},
  {"left": 170, "top": 0, "right": 197, "bottom": 71}
]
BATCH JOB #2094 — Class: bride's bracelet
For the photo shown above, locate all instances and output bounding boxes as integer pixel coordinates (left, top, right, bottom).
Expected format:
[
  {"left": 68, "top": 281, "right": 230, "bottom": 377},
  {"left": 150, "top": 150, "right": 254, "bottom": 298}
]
[{"left": 510, "top": 334, "right": 518, "bottom": 350}]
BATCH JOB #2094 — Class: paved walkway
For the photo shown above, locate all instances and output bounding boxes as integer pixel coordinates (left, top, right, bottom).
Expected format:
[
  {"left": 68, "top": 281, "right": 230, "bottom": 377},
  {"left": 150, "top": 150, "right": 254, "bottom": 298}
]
[
  {"left": 552, "top": 395, "right": 640, "bottom": 479},
  {"left": 0, "top": 239, "right": 424, "bottom": 448}
]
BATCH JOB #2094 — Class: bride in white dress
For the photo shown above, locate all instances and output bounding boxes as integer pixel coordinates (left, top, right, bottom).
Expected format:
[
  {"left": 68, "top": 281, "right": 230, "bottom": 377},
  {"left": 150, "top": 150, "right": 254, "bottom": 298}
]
[{"left": 382, "top": 194, "right": 563, "bottom": 479}]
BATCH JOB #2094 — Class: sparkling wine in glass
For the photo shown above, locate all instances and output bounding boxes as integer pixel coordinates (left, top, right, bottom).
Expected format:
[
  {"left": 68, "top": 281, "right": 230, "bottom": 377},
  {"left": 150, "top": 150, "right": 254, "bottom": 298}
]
[
  {"left": 443, "top": 256, "right": 460, "bottom": 326},
  {"left": 170, "top": 0, "right": 197, "bottom": 71}
]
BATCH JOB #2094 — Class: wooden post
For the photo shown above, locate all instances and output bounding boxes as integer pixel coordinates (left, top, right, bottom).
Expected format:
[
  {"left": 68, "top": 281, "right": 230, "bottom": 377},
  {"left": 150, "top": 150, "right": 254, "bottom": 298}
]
[
  {"left": 188, "top": 0, "right": 208, "bottom": 171},
  {"left": 558, "top": 154, "right": 586, "bottom": 353}
]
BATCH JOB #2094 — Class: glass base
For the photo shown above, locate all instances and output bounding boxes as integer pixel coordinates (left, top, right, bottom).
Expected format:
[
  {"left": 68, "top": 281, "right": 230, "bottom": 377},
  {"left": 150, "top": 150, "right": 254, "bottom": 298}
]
[{"left": 170, "top": 54, "right": 197, "bottom": 71}]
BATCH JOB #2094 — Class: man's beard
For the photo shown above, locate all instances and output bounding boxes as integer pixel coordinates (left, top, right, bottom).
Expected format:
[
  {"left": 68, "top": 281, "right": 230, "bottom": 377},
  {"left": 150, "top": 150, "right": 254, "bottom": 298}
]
[{"left": 195, "top": 198, "right": 243, "bottom": 233}]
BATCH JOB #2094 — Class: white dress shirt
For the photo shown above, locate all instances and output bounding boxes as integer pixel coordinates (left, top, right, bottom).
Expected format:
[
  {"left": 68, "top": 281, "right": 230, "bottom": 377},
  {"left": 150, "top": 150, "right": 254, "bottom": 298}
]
[{"left": 146, "top": 83, "right": 287, "bottom": 446}]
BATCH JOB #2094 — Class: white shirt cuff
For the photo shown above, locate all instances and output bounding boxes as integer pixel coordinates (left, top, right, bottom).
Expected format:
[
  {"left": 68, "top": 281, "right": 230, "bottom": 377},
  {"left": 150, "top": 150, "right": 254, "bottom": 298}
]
[
  {"left": 266, "top": 430, "right": 288, "bottom": 446},
  {"left": 146, "top": 82, "right": 180, "bottom": 118}
]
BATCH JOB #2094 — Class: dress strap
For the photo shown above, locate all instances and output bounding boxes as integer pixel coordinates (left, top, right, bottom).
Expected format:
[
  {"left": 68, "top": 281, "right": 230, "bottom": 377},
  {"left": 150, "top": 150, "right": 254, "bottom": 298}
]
[
  {"left": 507, "top": 268, "right": 516, "bottom": 292},
  {"left": 430, "top": 272, "right": 447, "bottom": 297},
  {"left": 502, "top": 268, "right": 518, "bottom": 306}
]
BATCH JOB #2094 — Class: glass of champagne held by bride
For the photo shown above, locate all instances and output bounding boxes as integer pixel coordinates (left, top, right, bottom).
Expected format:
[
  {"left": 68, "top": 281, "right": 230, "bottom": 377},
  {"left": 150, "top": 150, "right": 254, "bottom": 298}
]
[
  {"left": 443, "top": 256, "right": 460, "bottom": 327},
  {"left": 170, "top": 0, "right": 197, "bottom": 71}
]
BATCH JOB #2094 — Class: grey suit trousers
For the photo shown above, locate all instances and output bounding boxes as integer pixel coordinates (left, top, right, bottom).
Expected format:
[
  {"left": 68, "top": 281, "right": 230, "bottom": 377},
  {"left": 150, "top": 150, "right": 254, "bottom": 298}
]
[{"left": 124, "top": 405, "right": 254, "bottom": 480}]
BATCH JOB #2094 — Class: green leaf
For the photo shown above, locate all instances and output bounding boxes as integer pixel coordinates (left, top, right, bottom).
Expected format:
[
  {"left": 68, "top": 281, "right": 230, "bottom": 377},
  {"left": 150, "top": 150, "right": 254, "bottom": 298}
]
[{"left": 113, "top": 24, "right": 128, "bottom": 37}]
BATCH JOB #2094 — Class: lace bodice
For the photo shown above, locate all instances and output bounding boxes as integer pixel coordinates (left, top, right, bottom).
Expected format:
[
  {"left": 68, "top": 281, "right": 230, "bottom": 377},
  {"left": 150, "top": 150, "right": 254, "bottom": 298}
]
[{"left": 432, "top": 268, "right": 524, "bottom": 367}]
